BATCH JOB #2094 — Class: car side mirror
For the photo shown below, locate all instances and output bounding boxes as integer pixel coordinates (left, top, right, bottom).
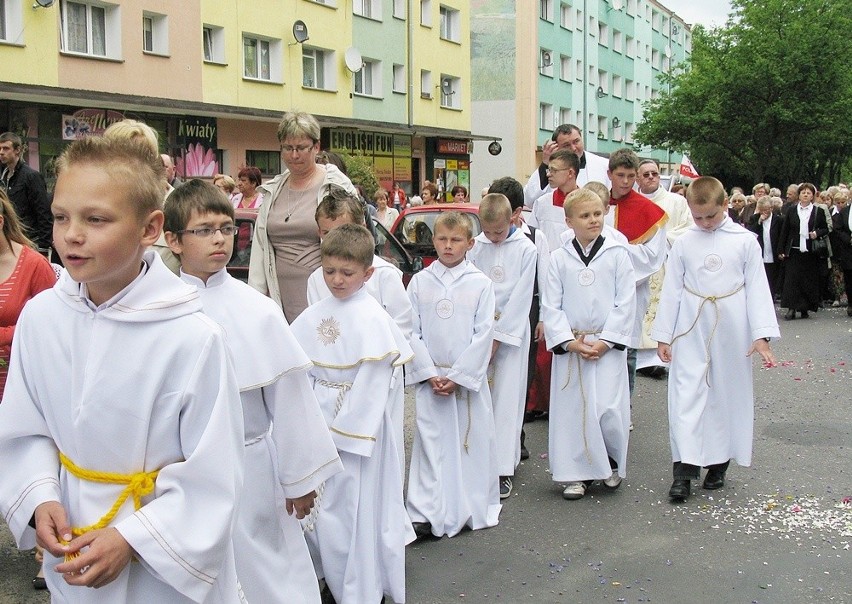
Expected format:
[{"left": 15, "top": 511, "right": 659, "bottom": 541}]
[{"left": 412, "top": 256, "right": 424, "bottom": 273}]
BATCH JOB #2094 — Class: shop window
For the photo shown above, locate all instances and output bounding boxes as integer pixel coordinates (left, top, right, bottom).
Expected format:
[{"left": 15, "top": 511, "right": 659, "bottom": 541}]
[
  {"left": 61, "top": 0, "right": 120, "bottom": 59},
  {"left": 243, "top": 34, "right": 281, "bottom": 82},
  {"left": 203, "top": 25, "right": 225, "bottom": 63},
  {"left": 245, "top": 150, "right": 280, "bottom": 177},
  {"left": 142, "top": 12, "right": 168, "bottom": 55}
]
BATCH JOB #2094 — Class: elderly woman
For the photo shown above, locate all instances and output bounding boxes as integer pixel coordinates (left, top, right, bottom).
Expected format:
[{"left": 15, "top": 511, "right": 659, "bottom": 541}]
[
  {"left": 232, "top": 166, "right": 264, "bottom": 209},
  {"left": 421, "top": 182, "right": 439, "bottom": 205},
  {"left": 248, "top": 111, "right": 357, "bottom": 322},
  {"left": 778, "top": 183, "right": 829, "bottom": 319},
  {"left": 213, "top": 173, "right": 237, "bottom": 198}
]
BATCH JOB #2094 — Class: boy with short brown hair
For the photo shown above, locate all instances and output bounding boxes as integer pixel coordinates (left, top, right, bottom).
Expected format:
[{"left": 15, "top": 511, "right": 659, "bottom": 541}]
[{"left": 652, "top": 176, "right": 779, "bottom": 502}]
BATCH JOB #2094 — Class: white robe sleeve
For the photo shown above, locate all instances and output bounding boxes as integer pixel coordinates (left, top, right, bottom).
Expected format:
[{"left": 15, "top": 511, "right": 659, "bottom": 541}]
[
  {"left": 404, "top": 275, "right": 440, "bottom": 386},
  {"left": 115, "top": 332, "right": 245, "bottom": 603},
  {"left": 534, "top": 229, "right": 551, "bottom": 295},
  {"left": 446, "top": 281, "right": 495, "bottom": 392},
  {"left": 306, "top": 267, "right": 326, "bottom": 306},
  {"left": 262, "top": 375, "right": 343, "bottom": 499},
  {"left": 330, "top": 361, "right": 393, "bottom": 458},
  {"left": 650, "top": 240, "right": 686, "bottom": 345},
  {"left": 542, "top": 251, "right": 575, "bottom": 351},
  {"left": 742, "top": 237, "right": 781, "bottom": 341},
  {"left": 494, "top": 242, "right": 537, "bottom": 347},
  {"left": 627, "top": 225, "right": 668, "bottom": 283},
  {"left": 524, "top": 165, "right": 550, "bottom": 209},
  {"left": 600, "top": 250, "right": 637, "bottom": 347},
  {"left": 374, "top": 269, "right": 414, "bottom": 341}
]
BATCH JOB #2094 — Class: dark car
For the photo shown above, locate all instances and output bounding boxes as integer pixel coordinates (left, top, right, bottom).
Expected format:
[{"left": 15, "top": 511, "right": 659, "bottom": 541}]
[
  {"left": 389, "top": 203, "right": 482, "bottom": 267},
  {"left": 227, "top": 208, "right": 422, "bottom": 285}
]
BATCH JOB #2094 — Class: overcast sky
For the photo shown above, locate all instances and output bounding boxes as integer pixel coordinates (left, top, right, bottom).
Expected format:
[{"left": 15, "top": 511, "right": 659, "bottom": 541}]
[{"left": 659, "top": 0, "right": 734, "bottom": 28}]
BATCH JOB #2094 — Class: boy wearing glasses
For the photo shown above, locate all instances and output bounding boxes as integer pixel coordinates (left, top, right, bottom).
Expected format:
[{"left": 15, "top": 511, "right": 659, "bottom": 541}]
[
  {"left": 165, "top": 179, "right": 343, "bottom": 603},
  {"left": 0, "top": 138, "right": 246, "bottom": 601},
  {"left": 528, "top": 150, "right": 581, "bottom": 252}
]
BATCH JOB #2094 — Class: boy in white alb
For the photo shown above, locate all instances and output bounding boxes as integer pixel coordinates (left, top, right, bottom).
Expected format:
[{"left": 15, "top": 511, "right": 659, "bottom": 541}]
[
  {"left": 306, "top": 191, "right": 413, "bottom": 476},
  {"left": 542, "top": 189, "right": 636, "bottom": 500},
  {"left": 406, "top": 212, "right": 502, "bottom": 539},
  {"left": 164, "top": 180, "right": 344, "bottom": 603},
  {"left": 0, "top": 137, "right": 246, "bottom": 602},
  {"left": 467, "top": 193, "right": 537, "bottom": 499},
  {"left": 528, "top": 150, "right": 581, "bottom": 253},
  {"left": 652, "top": 176, "right": 779, "bottom": 502},
  {"left": 291, "top": 224, "right": 414, "bottom": 604}
]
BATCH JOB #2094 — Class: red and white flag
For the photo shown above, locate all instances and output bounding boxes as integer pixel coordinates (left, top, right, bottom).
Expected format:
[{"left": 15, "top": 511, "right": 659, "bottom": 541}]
[{"left": 679, "top": 153, "right": 700, "bottom": 179}]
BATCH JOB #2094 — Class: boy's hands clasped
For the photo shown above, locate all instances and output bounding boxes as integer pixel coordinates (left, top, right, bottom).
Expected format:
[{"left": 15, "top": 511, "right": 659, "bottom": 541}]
[{"left": 565, "top": 335, "right": 608, "bottom": 360}]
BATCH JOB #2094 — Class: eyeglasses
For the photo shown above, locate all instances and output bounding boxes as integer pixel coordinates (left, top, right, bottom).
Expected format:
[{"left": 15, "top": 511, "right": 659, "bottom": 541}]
[
  {"left": 640, "top": 171, "right": 660, "bottom": 178},
  {"left": 281, "top": 143, "right": 315, "bottom": 154},
  {"left": 178, "top": 225, "right": 236, "bottom": 238},
  {"left": 546, "top": 166, "right": 570, "bottom": 174}
]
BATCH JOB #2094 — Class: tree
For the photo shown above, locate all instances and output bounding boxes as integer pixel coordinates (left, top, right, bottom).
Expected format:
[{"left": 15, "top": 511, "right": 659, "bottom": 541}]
[
  {"left": 635, "top": 0, "right": 852, "bottom": 188},
  {"left": 339, "top": 151, "right": 380, "bottom": 199}
]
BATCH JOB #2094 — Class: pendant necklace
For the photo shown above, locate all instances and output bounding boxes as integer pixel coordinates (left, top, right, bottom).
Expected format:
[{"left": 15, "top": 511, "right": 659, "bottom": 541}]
[{"left": 284, "top": 188, "right": 294, "bottom": 222}]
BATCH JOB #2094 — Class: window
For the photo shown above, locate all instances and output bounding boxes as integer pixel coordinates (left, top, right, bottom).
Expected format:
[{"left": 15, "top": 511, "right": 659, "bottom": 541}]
[
  {"left": 627, "top": 0, "right": 637, "bottom": 15},
  {"left": 626, "top": 36, "right": 635, "bottom": 56},
  {"left": 575, "top": 59, "right": 582, "bottom": 80},
  {"left": 597, "top": 116, "right": 607, "bottom": 140},
  {"left": 393, "top": 0, "right": 405, "bottom": 18},
  {"left": 539, "top": 48, "right": 553, "bottom": 77},
  {"left": 588, "top": 15, "right": 596, "bottom": 35},
  {"left": 539, "top": 103, "right": 553, "bottom": 130},
  {"left": 393, "top": 63, "right": 405, "bottom": 93},
  {"left": 575, "top": 8, "right": 582, "bottom": 30},
  {"left": 245, "top": 150, "right": 280, "bottom": 177},
  {"left": 662, "top": 55, "right": 670, "bottom": 72},
  {"left": 559, "top": 54, "right": 571, "bottom": 81},
  {"left": 244, "top": 35, "right": 269, "bottom": 80},
  {"left": 539, "top": 0, "right": 553, "bottom": 21},
  {"left": 613, "top": 30, "right": 623, "bottom": 53},
  {"left": 142, "top": 12, "right": 167, "bottom": 55},
  {"left": 202, "top": 25, "right": 225, "bottom": 63},
  {"left": 354, "top": 59, "right": 381, "bottom": 97},
  {"left": 420, "top": 69, "right": 432, "bottom": 98},
  {"left": 598, "top": 69, "right": 607, "bottom": 94},
  {"left": 439, "top": 6, "right": 459, "bottom": 42},
  {"left": 61, "top": 0, "right": 119, "bottom": 58},
  {"left": 303, "top": 47, "right": 334, "bottom": 90},
  {"left": 651, "top": 48, "right": 660, "bottom": 70},
  {"left": 420, "top": 0, "right": 431, "bottom": 26},
  {"left": 559, "top": 107, "right": 572, "bottom": 126},
  {"left": 662, "top": 15, "right": 669, "bottom": 34},
  {"left": 612, "top": 74, "right": 622, "bottom": 97},
  {"left": 559, "top": 3, "right": 572, "bottom": 28},
  {"left": 0, "top": 0, "right": 23, "bottom": 43},
  {"left": 354, "top": 0, "right": 381, "bottom": 20},
  {"left": 439, "top": 75, "right": 460, "bottom": 109},
  {"left": 0, "top": 0, "right": 6, "bottom": 41},
  {"left": 625, "top": 78, "right": 634, "bottom": 99},
  {"left": 598, "top": 22, "right": 608, "bottom": 46},
  {"left": 625, "top": 122, "right": 634, "bottom": 143}
]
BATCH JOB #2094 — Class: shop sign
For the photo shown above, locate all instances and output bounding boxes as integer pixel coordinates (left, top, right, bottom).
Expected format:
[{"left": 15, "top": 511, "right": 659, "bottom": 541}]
[
  {"left": 437, "top": 139, "right": 468, "bottom": 155},
  {"left": 177, "top": 116, "right": 217, "bottom": 147},
  {"left": 61, "top": 109, "right": 125, "bottom": 140},
  {"left": 330, "top": 129, "right": 396, "bottom": 156}
]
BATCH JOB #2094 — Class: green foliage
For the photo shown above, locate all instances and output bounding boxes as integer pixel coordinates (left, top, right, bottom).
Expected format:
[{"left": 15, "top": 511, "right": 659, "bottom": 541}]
[
  {"left": 635, "top": 0, "right": 852, "bottom": 188},
  {"left": 339, "top": 151, "right": 380, "bottom": 199}
]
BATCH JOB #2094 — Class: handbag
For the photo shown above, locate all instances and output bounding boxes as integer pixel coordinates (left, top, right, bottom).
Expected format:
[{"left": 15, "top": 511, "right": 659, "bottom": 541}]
[{"left": 812, "top": 235, "right": 830, "bottom": 258}]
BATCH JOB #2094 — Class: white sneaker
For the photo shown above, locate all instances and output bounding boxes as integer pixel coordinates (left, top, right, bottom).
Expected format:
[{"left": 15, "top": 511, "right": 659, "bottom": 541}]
[
  {"left": 562, "top": 481, "right": 586, "bottom": 500},
  {"left": 603, "top": 472, "right": 622, "bottom": 489}
]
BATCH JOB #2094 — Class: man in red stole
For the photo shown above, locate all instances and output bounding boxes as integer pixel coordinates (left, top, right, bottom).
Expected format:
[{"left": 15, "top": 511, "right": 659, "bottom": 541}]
[{"left": 606, "top": 148, "right": 669, "bottom": 406}]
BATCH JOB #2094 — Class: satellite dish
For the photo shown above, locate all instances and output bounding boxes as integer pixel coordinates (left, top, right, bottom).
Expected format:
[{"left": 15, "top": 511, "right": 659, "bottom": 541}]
[
  {"left": 441, "top": 78, "right": 454, "bottom": 96},
  {"left": 344, "top": 47, "right": 363, "bottom": 73},
  {"left": 664, "top": 45, "right": 672, "bottom": 58},
  {"left": 292, "top": 20, "right": 309, "bottom": 44},
  {"left": 33, "top": 0, "right": 54, "bottom": 6},
  {"left": 611, "top": 0, "right": 624, "bottom": 9}
]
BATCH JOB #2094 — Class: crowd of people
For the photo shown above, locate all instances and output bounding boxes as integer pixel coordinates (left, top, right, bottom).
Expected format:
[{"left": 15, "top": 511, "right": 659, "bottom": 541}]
[{"left": 0, "top": 114, "right": 847, "bottom": 604}]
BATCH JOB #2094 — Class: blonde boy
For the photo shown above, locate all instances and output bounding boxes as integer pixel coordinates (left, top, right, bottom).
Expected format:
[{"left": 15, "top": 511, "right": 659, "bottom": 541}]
[
  {"left": 406, "top": 212, "right": 501, "bottom": 538},
  {"left": 165, "top": 180, "right": 342, "bottom": 603},
  {"left": 468, "top": 194, "right": 537, "bottom": 499},
  {"left": 542, "top": 189, "right": 635, "bottom": 500},
  {"left": 290, "top": 224, "right": 413, "bottom": 604},
  {"left": 0, "top": 138, "right": 246, "bottom": 602},
  {"left": 652, "top": 176, "right": 779, "bottom": 502}
]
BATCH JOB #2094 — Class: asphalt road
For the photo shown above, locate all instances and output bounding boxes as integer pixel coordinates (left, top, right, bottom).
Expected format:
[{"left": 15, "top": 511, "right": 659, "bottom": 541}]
[{"left": 1, "top": 306, "right": 850, "bottom": 603}]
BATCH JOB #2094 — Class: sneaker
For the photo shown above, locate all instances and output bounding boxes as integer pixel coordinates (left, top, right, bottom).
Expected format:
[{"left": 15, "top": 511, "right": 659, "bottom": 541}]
[
  {"left": 499, "top": 476, "right": 513, "bottom": 499},
  {"left": 603, "top": 472, "right": 622, "bottom": 489},
  {"left": 629, "top": 422, "right": 634, "bottom": 431},
  {"left": 562, "top": 481, "right": 586, "bottom": 500}
]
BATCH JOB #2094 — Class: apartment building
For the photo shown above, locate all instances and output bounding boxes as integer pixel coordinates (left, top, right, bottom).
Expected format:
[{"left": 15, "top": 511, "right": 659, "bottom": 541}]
[
  {"left": 470, "top": 0, "right": 691, "bottom": 195},
  {"left": 0, "top": 0, "right": 476, "bottom": 196}
]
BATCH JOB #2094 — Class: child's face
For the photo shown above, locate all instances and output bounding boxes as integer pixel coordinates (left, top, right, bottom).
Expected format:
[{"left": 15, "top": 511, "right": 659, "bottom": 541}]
[
  {"left": 52, "top": 163, "right": 162, "bottom": 306},
  {"left": 322, "top": 256, "right": 374, "bottom": 299},
  {"left": 480, "top": 217, "right": 512, "bottom": 245},
  {"left": 689, "top": 201, "right": 726, "bottom": 231},
  {"left": 608, "top": 166, "right": 637, "bottom": 199},
  {"left": 432, "top": 224, "right": 474, "bottom": 268},
  {"left": 167, "top": 210, "right": 234, "bottom": 282},
  {"left": 566, "top": 199, "right": 605, "bottom": 246},
  {"left": 317, "top": 213, "right": 355, "bottom": 239},
  {"left": 546, "top": 160, "right": 575, "bottom": 191}
]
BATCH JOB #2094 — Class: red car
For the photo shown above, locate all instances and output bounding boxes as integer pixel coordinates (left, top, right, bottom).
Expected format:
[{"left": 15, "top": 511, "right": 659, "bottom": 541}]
[
  {"left": 389, "top": 203, "right": 481, "bottom": 267},
  {"left": 227, "top": 208, "right": 422, "bottom": 285}
]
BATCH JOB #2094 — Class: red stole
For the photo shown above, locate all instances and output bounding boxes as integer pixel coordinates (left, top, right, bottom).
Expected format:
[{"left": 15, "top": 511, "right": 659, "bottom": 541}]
[
  {"left": 610, "top": 189, "right": 669, "bottom": 244},
  {"left": 552, "top": 188, "right": 567, "bottom": 208}
]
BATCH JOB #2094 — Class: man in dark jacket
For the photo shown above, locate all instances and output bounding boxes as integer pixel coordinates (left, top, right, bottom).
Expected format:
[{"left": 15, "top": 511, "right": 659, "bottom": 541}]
[{"left": 0, "top": 132, "right": 52, "bottom": 252}]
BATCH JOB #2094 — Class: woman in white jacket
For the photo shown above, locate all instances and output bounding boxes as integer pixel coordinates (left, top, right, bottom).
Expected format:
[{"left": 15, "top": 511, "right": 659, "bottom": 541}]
[{"left": 248, "top": 111, "right": 357, "bottom": 322}]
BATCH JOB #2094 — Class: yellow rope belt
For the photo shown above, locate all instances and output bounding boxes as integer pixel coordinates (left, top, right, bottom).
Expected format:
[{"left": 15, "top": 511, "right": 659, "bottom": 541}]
[
  {"left": 58, "top": 452, "right": 159, "bottom": 560},
  {"left": 561, "top": 330, "right": 602, "bottom": 466},
  {"left": 437, "top": 364, "right": 473, "bottom": 453},
  {"left": 671, "top": 283, "right": 745, "bottom": 387}
]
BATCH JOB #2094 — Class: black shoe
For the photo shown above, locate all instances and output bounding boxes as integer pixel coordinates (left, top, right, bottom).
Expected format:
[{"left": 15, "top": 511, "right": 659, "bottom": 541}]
[
  {"left": 668, "top": 479, "right": 690, "bottom": 501},
  {"left": 499, "top": 476, "right": 513, "bottom": 499},
  {"left": 847, "top": 307, "right": 852, "bottom": 317},
  {"left": 784, "top": 309, "right": 795, "bottom": 320},
  {"left": 320, "top": 584, "right": 337, "bottom": 604},
  {"left": 703, "top": 469, "right": 726, "bottom": 490},
  {"left": 32, "top": 575, "right": 47, "bottom": 591},
  {"left": 523, "top": 411, "right": 537, "bottom": 423},
  {"left": 520, "top": 429, "right": 529, "bottom": 460},
  {"left": 800, "top": 310, "right": 809, "bottom": 318},
  {"left": 412, "top": 522, "right": 433, "bottom": 540}
]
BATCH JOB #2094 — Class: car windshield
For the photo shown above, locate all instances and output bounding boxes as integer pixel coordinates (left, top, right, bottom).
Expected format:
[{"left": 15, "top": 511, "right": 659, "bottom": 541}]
[{"left": 393, "top": 211, "right": 481, "bottom": 253}]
